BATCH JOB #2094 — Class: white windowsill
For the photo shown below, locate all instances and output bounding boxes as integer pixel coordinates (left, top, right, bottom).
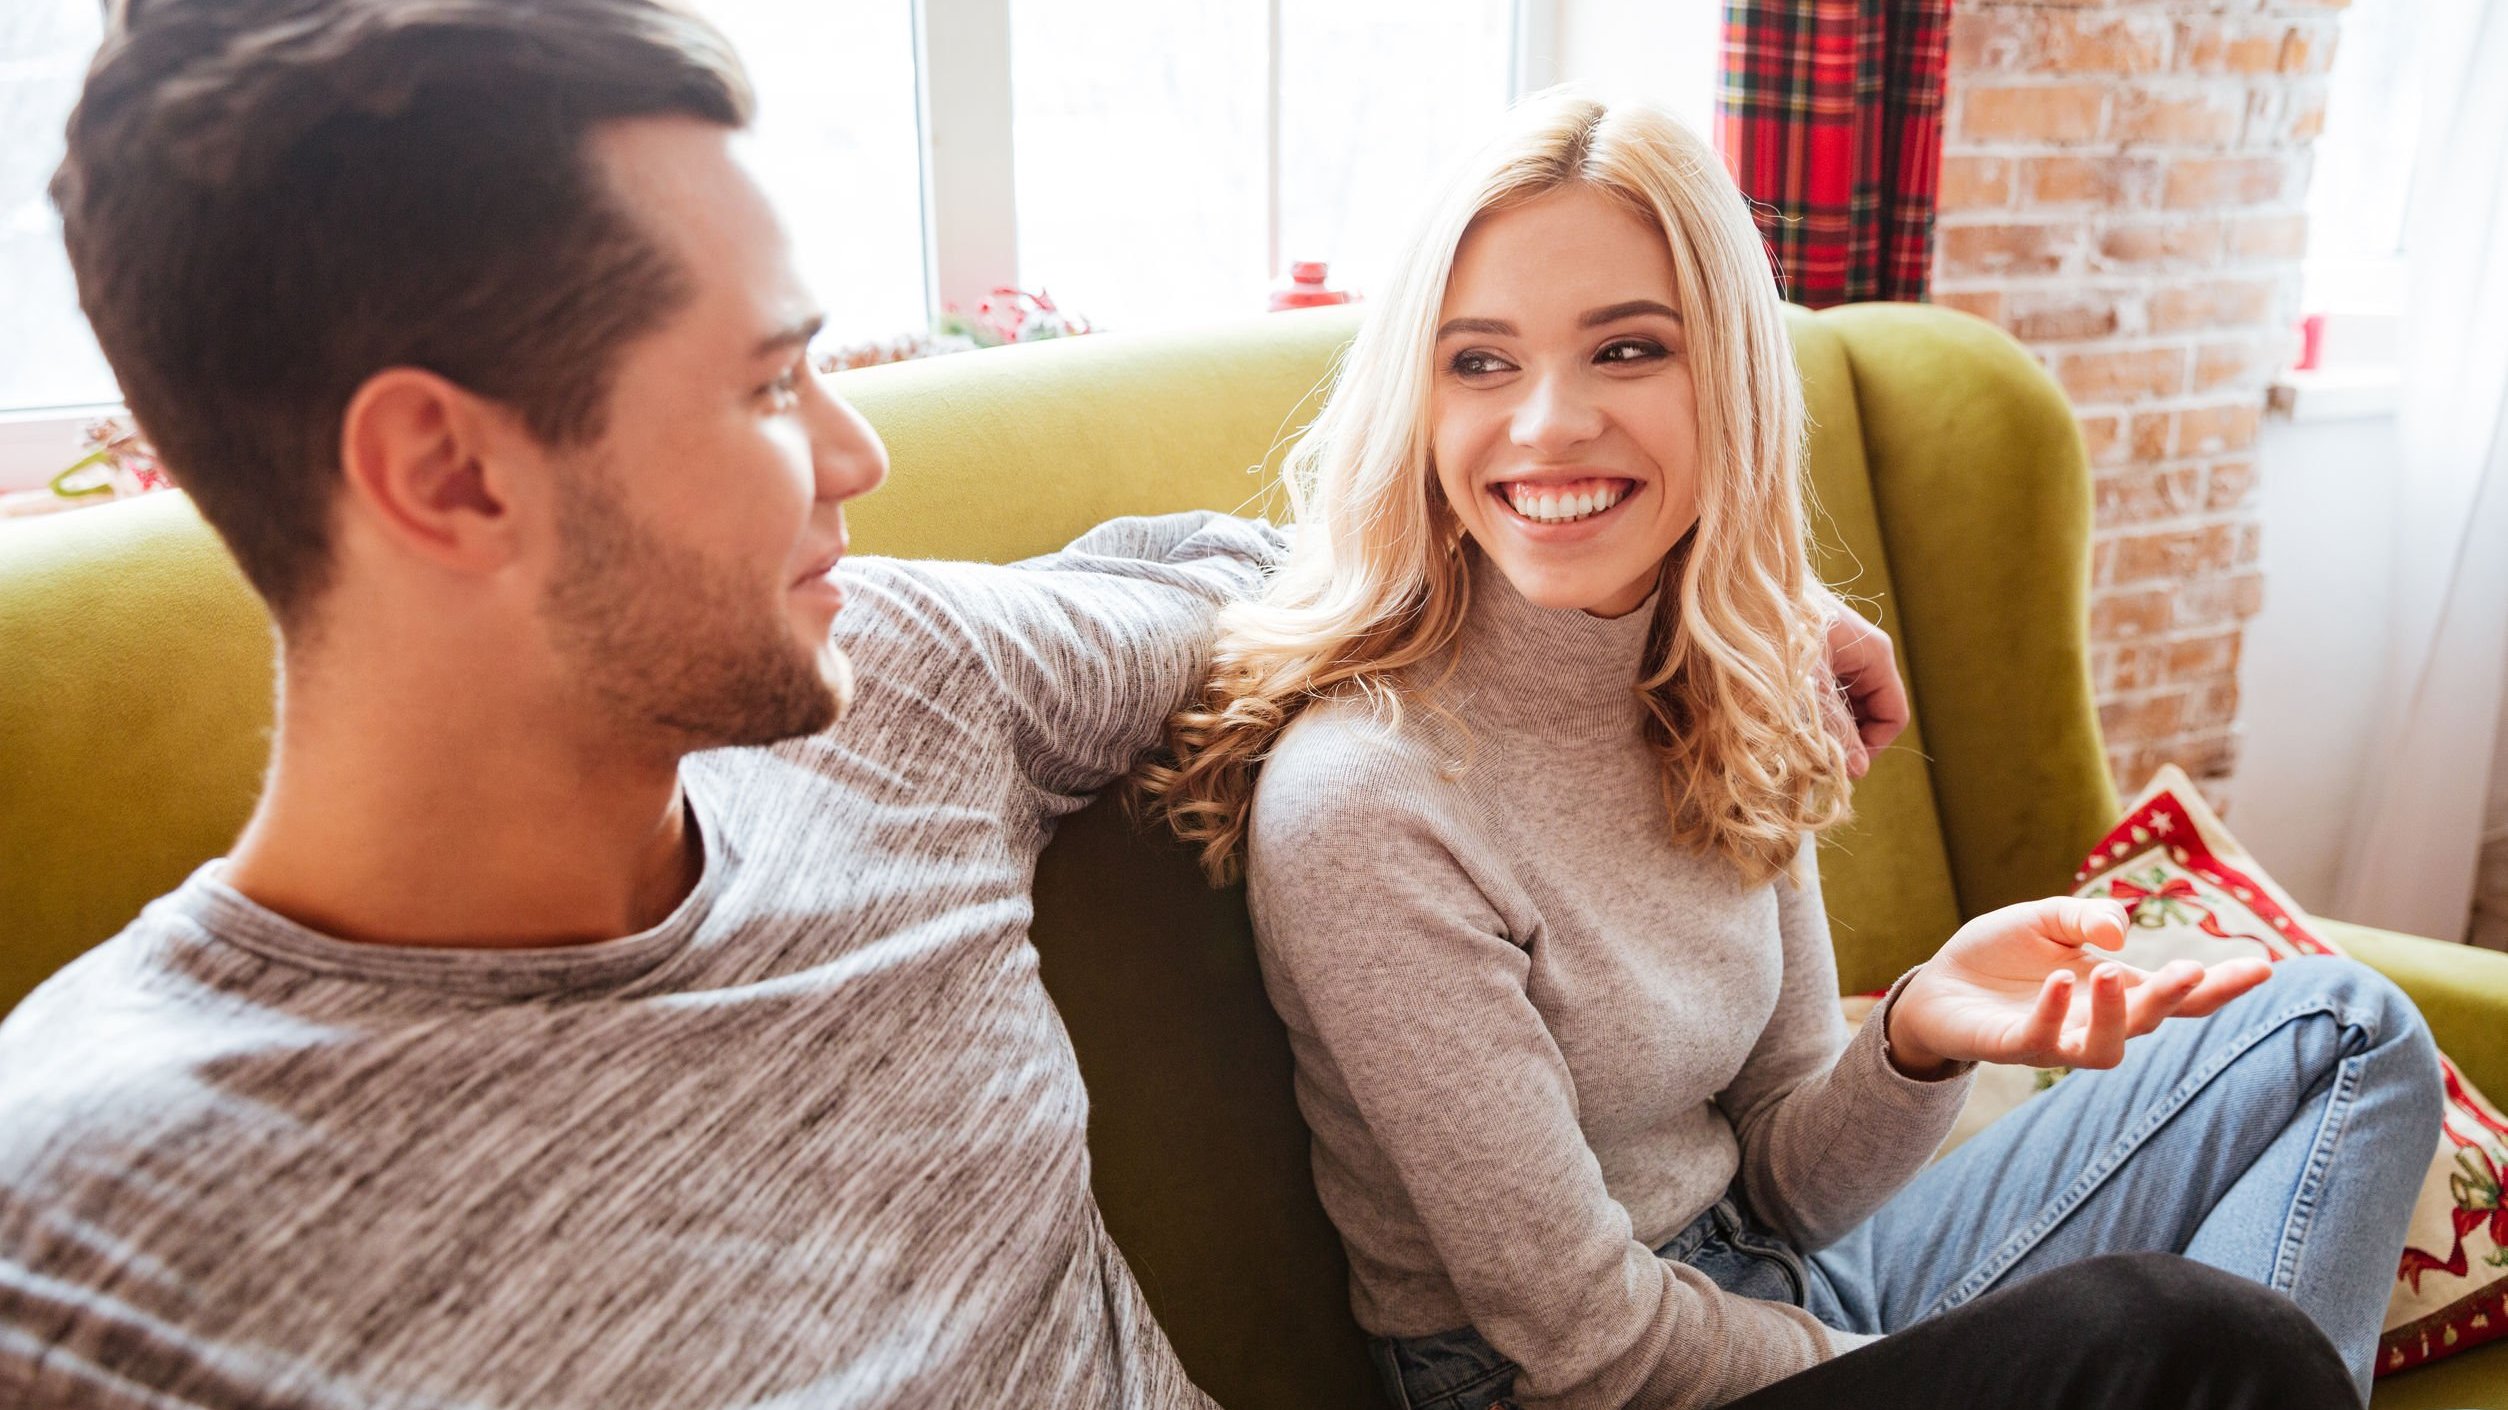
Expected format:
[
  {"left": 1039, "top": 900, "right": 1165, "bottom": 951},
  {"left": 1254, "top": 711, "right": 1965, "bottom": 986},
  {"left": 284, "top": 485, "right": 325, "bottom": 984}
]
[
  {"left": 2268, "top": 368, "right": 2401, "bottom": 424},
  {"left": 0, "top": 405, "right": 121, "bottom": 495}
]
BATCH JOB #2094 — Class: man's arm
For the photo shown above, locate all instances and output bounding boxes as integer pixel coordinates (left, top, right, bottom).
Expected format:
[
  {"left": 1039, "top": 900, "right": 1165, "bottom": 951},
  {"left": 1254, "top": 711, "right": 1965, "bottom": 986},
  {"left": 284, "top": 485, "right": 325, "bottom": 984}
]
[
  {"left": 843, "top": 521, "right": 1902, "bottom": 807},
  {"left": 846, "top": 512, "right": 1285, "bottom": 807}
]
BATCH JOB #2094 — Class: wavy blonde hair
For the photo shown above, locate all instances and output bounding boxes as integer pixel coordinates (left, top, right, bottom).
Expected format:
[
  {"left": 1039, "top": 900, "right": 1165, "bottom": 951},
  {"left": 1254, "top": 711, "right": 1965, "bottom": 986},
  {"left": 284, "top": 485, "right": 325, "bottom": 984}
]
[{"left": 1133, "top": 90, "right": 1851, "bottom": 887}]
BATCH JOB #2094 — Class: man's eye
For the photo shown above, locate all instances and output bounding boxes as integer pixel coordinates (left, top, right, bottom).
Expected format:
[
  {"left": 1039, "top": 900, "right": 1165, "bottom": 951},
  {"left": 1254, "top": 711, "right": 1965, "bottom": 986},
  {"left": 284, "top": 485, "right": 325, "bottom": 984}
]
[
  {"left": 760, "top": 367, "right": 803, "bottom": 407},
  {"left": 1597, "top": 338, "right": 1668, "bottom": 365}
]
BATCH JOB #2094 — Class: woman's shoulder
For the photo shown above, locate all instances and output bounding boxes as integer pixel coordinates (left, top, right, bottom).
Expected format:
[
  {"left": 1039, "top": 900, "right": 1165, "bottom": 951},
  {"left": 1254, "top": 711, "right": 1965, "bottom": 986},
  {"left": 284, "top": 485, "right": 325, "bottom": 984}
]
[{"left": 1251, "top": 690, "right": 1462, "bottom": 848}]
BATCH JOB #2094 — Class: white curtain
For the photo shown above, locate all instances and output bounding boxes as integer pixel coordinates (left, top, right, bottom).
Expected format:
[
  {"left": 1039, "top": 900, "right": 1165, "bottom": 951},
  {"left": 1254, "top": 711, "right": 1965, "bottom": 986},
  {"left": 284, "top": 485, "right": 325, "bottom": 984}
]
[{"left": 2332, "top": 0, "right": 2508, "bottom": 944}]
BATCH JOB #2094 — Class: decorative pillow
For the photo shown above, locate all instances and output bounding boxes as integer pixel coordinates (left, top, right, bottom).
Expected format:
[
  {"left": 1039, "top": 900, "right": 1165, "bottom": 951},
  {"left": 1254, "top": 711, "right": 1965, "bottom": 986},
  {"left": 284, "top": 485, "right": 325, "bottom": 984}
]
[{"left": 1843, "top": 764, "right": 2508, "bottom": 1379}]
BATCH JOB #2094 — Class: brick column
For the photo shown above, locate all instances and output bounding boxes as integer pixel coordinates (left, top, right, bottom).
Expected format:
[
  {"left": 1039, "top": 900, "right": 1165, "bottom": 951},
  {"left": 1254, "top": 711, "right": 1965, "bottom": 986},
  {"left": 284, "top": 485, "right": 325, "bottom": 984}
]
[{"left": 1930, "top": 2, "right": 2340, "bottom": 798}]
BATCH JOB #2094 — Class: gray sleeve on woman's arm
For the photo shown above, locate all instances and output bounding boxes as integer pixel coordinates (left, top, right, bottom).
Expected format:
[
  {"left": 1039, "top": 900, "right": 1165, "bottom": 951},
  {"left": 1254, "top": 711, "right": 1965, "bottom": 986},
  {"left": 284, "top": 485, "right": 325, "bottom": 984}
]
[
  {"left": 1249, "top": 749, "right": 1854, "bottom": 1410},
  {"left": 1719, "top": 837, "right": 1974, "bottom": 1252}
]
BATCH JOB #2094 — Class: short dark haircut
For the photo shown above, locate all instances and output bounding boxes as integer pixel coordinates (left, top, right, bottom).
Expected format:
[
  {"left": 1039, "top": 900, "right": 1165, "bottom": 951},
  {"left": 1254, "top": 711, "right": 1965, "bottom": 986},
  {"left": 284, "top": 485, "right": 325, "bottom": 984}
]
[{"left": 52, "top": 0, "right": 754, "bottom": 629}]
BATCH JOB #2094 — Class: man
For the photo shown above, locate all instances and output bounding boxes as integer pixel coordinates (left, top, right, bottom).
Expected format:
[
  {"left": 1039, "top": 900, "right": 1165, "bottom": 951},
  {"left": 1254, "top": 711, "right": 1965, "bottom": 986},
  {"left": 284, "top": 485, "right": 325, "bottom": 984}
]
[{"left": 0, "top": 3, "right": 2357, "bottom": 1407}]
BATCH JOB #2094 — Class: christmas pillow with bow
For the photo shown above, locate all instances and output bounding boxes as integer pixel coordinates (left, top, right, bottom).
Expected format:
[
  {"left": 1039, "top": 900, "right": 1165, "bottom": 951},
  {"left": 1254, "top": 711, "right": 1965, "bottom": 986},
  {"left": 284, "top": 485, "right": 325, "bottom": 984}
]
[{"left": 1845, "top": 764, "right": 2508, "bottom": 1378}]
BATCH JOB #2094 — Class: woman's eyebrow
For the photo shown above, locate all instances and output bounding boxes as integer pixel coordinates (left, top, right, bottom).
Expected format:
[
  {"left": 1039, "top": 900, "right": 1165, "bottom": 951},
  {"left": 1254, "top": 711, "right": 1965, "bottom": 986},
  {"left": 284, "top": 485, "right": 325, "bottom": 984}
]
[
  {"left": 1435, "top": 316, "right": 1516, "bottom": 339},
  {"left": 1579, "top": 300, "right": 1683, "bottom": 328}
]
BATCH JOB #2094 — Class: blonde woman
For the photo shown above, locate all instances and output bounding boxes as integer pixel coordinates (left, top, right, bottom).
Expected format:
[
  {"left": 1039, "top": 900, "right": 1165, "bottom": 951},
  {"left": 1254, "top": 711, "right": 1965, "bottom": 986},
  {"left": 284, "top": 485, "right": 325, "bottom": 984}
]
[{"left": 1140, "top": 93, "right": 2440, "bottom": 1409}]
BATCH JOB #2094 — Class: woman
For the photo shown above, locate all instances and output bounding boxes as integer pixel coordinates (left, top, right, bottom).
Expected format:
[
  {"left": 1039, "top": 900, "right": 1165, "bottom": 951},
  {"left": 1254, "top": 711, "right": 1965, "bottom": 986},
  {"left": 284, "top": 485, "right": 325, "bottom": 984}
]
[{"left": 1137, "top": 92, "right": 2441, "bottom": 1409}]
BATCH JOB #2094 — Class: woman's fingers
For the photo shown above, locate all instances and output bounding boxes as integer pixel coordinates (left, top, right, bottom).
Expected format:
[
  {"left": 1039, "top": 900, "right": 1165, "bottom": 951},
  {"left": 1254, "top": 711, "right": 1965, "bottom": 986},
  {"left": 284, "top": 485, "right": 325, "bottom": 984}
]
[
  {"left": 2008, "top": 968, "right": 2075, "bottom": 1058},
  {"left": 2114, "top": 959, "right": 2199, "bottom": 1036},
  {"left": 2002, "top": 896, "right": 2132, "bottom": 954},
  {"left": 2172, "top": 956, "right": 2274, "bottom": 1016},
  {"left": 2063, "top": 964, "right": 2132, "bottom": 1068},
  {"left": 2076, "top": 898, "right": 2131, "bottom": 951}
]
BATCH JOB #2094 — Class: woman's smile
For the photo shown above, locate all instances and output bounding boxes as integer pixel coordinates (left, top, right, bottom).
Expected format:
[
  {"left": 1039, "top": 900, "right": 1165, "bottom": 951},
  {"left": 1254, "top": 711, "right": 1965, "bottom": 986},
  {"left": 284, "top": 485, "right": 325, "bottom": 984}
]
[{"left": 1491, "top": 475, "right": 1642, "bottom": 533}]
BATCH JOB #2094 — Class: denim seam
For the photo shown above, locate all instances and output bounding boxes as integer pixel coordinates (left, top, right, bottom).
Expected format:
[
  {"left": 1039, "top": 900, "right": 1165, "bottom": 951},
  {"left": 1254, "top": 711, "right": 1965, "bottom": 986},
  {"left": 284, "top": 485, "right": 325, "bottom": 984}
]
[
  {"left": 2271, "top": 1049, "right": 2364, "bottom": 1294},
  {"left": 1916, "top": 994, "right": 2370, "bottom": 1318}
]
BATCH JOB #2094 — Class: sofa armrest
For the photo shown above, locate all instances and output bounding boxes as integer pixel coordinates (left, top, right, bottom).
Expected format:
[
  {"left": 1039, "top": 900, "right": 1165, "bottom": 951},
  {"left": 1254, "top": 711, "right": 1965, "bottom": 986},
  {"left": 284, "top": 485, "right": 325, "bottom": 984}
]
[{"left": 2320, "top": 919, "right": 2508, "bottom": 1100}]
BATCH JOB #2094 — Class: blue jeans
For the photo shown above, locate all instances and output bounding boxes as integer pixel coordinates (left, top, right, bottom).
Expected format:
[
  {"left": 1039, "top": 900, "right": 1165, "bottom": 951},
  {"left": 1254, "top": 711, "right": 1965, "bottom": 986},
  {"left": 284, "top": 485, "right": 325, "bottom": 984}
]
[{"left": 1373, "top": 957, "right": 2444, "bottom": 1409}]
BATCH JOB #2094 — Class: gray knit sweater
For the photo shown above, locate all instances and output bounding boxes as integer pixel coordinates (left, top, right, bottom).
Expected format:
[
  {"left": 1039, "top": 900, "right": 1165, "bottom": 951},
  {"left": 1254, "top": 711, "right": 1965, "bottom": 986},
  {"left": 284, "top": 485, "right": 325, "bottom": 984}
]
[
  {"left": 0, "top": 513, "right": 1280, "bottom": 1410},
  {"left": 1245, "top": 550, "right": 1971, "bottom": 1410}
]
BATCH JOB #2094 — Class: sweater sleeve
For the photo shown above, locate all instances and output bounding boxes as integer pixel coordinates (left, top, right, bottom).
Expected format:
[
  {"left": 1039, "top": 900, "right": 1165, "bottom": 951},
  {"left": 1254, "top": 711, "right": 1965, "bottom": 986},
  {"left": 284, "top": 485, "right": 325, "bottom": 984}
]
[
  {"left": 1249, "top": 753, "right": 1862, "bottom": 1410},
  {"left": 844, "top": 512, "right": 1285, "bottom": 808},
  {"left": 1716, "top": 837, "right": 1974, "bottom": 1252}
]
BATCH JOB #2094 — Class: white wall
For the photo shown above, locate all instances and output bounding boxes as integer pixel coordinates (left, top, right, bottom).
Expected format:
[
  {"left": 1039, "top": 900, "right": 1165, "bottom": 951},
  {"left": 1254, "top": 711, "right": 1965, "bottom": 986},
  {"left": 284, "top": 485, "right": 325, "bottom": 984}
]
[{"left": 2230, "top": 409, "right": 2399, "bottom": 910}]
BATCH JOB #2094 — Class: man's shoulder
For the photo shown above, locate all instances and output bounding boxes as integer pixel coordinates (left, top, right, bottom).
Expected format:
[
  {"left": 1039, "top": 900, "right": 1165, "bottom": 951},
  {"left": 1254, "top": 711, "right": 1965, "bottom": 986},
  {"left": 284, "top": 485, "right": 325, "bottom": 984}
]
[{"left": 0, "top": 921, "right": 243, "bottom": 1178}]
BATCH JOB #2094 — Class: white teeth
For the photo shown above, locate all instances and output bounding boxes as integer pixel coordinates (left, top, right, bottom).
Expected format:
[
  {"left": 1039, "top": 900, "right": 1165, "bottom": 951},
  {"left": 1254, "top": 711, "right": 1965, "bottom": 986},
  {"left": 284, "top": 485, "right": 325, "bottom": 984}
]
[{"left": 1505, "top": 482, "right": 1627, "bottom": 524}]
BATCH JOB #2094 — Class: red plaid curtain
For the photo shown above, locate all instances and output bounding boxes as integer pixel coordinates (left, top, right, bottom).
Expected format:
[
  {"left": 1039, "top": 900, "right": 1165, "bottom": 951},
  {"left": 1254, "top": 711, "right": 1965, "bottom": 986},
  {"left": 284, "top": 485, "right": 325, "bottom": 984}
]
[{"left": 1716, "top": 0, "right": 1953, "bottom": 309}]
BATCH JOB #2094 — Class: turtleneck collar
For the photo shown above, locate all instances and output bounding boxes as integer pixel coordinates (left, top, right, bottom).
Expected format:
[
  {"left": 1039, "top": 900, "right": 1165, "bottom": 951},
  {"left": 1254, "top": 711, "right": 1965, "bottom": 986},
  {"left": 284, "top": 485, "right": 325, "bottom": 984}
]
[{"left": 1430, "top": 545, "right": 1660, "bottom": 742}]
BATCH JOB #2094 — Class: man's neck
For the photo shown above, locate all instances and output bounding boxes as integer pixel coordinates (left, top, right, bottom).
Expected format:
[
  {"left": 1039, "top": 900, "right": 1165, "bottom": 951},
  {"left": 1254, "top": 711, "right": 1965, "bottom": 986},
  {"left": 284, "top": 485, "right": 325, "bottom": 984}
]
[{"left": 225, "top": 670, "right": 703, "bottom": 950}]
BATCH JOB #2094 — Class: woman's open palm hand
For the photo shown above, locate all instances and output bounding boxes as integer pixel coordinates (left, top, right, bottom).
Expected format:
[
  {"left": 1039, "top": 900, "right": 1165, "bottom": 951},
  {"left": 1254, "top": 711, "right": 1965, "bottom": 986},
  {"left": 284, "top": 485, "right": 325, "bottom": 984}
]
[{"left": 1889, "top": 898, "right": 2273, "bottom": 1076}]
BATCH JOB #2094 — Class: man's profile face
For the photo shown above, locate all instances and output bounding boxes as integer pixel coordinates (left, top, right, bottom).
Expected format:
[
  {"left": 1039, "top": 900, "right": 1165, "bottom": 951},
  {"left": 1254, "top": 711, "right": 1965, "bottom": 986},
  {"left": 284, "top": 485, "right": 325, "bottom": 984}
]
[{"left": 533, "top": 117, "right": 887, "bottom": 750}]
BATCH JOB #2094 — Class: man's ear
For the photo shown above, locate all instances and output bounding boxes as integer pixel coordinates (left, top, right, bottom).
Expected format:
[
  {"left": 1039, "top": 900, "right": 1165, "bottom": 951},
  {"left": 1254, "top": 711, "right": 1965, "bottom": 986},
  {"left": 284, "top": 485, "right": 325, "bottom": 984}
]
[{"left": 336, "top": 368, "right": 527, "bottom": 574}]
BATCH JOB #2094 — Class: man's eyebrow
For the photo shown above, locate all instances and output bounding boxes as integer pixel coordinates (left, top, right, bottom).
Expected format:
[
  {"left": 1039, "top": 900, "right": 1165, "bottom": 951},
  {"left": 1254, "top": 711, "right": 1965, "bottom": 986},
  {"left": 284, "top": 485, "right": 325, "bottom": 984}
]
[
  {"left": 1579, "top": 300, "right": 1683, "bottom": 328},
  {"left": 753, "top": 314, "right": 825, "bottom": 358},
  {"left": 1436, "top": 316, "right": 1516, "bottom": 339}
]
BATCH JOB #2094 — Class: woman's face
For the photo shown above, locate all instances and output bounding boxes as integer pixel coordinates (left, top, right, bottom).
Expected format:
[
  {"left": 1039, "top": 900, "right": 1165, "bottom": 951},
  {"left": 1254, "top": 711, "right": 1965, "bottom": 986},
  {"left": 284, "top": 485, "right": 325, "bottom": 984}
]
[{"left": 1429, "top": 184, "right": 1700, "bottom": 618}]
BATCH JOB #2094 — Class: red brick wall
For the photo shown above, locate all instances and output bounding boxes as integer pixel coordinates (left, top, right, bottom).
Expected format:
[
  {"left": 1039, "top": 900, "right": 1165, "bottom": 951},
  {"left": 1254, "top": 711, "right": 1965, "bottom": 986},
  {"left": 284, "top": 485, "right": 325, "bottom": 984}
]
[{"left": 1931, "top": 1, "right": 2341, "bottom": 797}]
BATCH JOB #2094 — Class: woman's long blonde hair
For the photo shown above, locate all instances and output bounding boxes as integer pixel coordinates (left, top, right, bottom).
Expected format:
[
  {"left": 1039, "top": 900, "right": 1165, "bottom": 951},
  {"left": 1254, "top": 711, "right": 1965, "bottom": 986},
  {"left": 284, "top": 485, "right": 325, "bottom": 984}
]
[{"left": 1133, "top": 90, "right": 1852, "bottom": 887}]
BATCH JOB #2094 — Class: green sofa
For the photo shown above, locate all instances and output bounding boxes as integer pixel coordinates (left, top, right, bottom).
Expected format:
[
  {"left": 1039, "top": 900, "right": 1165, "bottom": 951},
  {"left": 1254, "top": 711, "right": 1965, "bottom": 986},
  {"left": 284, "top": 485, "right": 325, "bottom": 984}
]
[{"left": 3, "top": 303, "right": 2503, "bottom": 1407}]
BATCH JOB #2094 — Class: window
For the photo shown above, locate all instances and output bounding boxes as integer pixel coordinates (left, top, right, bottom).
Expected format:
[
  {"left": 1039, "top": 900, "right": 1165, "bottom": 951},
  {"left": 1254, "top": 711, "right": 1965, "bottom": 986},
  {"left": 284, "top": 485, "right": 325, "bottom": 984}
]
[
  {"left": 0, "top": 1, "right": 1530, "bottom": 485},
  {"left": 1007, "top": 3, "right": 1271, "bottom": 330},
  {"left": 0, "top": 1, "right": 115, "bottom": 416},
  {"left": 1005, "top": 0, "right": 1516, "bottom": 331},
  {"left": 691, "top": 2, "right": 927, "bottom": 347},
  {"left": 1274, "top": 0, "right": 1518, "bottom": 302},
  {"left": 2283, "top": 0, "right": 2408, "bottom": 413}
]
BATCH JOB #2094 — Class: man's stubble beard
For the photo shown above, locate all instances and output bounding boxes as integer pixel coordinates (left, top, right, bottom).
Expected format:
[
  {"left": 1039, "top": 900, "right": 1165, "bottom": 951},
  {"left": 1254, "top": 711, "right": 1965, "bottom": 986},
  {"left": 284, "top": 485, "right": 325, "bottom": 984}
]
[{"left": 539, "top": 468, "right": 851, "bottom": 752}]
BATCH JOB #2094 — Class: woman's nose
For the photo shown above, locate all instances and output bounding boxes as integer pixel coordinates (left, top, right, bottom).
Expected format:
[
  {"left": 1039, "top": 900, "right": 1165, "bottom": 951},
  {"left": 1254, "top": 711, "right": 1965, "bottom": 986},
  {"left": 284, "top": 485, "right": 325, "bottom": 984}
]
[{"left": 1509, "top": 369, "right": 1606, "bottom": 454}]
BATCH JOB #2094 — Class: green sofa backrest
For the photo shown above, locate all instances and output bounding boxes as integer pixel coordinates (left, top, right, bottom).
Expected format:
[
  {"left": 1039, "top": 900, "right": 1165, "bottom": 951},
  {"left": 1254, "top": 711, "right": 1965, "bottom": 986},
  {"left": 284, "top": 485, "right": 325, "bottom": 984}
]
[{"left": 0, "top": 302, "right": 2114, "bottom": 1406}]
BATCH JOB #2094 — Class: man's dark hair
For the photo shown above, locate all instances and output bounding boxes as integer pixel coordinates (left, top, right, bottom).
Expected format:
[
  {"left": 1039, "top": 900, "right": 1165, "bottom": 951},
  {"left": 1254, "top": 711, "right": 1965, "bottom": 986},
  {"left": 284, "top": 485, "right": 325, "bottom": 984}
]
[{"left": 52, "top": 0, "right": 754, "bottom": 629}]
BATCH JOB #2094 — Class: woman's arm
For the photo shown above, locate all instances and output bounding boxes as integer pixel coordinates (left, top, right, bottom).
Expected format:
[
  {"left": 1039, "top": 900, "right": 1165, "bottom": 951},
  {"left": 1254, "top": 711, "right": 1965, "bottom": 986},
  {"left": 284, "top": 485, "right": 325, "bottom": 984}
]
[
  {"left": 1717, "top": 838, "right": 1976, "bottom": 1252},
  {"left": 1249, "top": 744, "right": 1859, "bottom": 1410}
]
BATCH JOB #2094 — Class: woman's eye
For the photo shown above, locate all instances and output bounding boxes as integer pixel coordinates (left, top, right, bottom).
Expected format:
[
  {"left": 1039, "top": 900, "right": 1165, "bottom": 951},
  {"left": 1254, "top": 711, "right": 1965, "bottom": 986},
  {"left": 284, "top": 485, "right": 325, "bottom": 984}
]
[
  {"left": 1448, "top": 350, "right": 1514, "bottom": 379},
  {"left": 1597, "top": 338, "right": 1669, "bottom": 366}
]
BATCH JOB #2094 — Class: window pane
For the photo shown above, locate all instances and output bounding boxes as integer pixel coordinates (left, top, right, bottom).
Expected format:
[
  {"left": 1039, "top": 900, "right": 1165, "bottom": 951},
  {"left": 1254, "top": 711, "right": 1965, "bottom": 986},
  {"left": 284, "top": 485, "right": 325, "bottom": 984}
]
[
  {"left": 0, "top": 2, "right": 116, "bottom": 412},
  {"left": 0, "top": 4, "right": 925, "bottom": 421},
  {"left": 1276, "top": 0, "right": 1516, "bottom": 299},
  {"left": 1009, "top": 1, "right": 1269, "bottom": 331},
  {"left": 2308, "top": 0, "right": 2413, "bottom": 266},
  {"left": 692, "top": 1, "right": 927, "bottom": 343}
]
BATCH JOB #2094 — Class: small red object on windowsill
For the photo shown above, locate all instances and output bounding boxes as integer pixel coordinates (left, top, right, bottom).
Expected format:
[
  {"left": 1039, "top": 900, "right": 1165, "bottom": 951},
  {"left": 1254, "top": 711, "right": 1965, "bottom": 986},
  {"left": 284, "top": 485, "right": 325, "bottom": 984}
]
[
  {"left": 1270, "top": 260, "right": 1355, "bottom": 312},
  {"left": 2294, "top": 312, "right": 2327, "bottom": 372}
]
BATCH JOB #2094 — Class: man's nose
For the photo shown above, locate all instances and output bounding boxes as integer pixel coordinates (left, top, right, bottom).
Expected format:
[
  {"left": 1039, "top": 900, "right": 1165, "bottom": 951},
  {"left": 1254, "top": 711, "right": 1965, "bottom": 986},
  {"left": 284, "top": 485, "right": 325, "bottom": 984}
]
[{"left": 809, "top": 383, "right": 889, "bottom": 504}]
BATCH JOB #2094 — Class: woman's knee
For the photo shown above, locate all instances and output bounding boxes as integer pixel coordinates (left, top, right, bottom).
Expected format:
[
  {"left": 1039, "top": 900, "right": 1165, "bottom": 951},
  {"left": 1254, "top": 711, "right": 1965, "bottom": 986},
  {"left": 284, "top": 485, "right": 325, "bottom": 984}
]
[{"left": 2265, "top": 956, "right": 2442, "bottom": 1077}]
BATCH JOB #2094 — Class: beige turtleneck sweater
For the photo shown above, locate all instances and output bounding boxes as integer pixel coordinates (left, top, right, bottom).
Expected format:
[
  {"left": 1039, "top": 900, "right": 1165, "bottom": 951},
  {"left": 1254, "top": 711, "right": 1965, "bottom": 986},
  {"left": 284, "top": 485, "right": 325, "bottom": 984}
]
[{"left": 1244, "top": 549, "right": 1971, "bottom": 1410}]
